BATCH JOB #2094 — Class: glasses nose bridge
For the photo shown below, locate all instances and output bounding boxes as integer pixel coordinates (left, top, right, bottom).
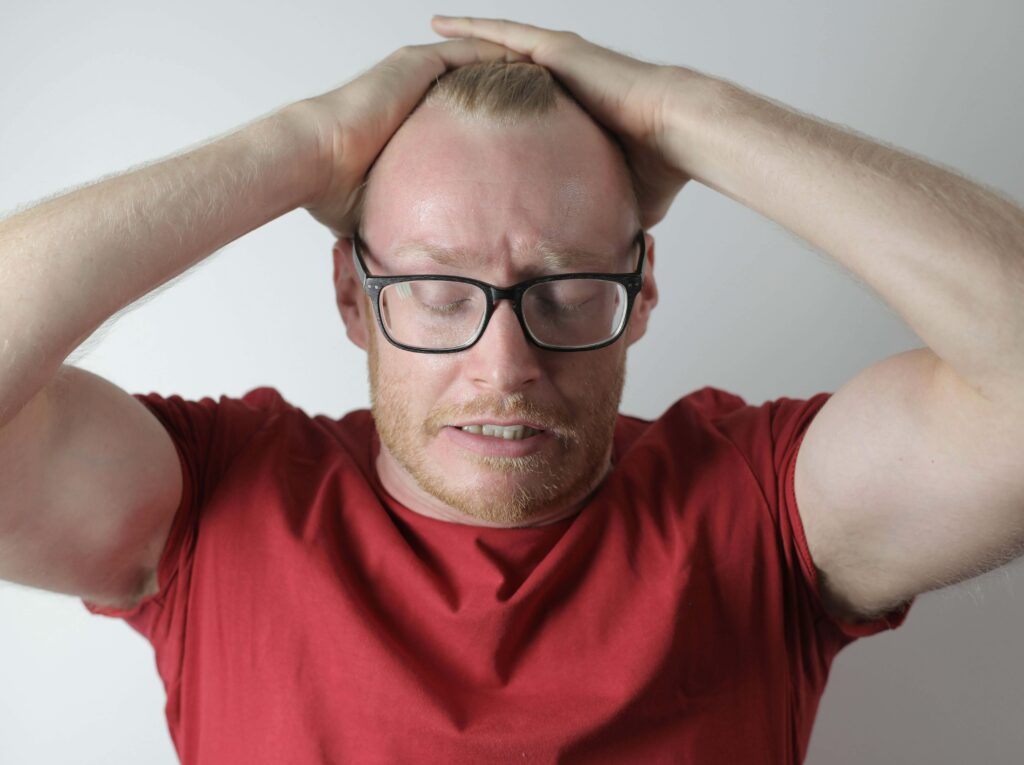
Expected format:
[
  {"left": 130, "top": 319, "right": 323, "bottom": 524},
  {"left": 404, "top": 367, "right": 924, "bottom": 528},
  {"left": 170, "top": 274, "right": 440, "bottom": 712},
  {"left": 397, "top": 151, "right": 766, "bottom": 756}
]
[
  {"left": 485, "top": 284, "right": 525, "bottom": 322},
  {"left": 480, "top": 283, "right": 533, "bottom": 346},
  {"left": 486, "top": 284, "right": 520, "bottom": 305}
]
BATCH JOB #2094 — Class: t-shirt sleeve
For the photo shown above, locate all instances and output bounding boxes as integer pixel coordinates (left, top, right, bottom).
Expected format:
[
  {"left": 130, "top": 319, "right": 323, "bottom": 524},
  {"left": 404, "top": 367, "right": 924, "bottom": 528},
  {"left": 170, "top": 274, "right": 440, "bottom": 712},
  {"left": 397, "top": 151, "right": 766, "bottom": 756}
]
[
  {"left": 768, "top": 392, "right": 913, "bottom": 644},
  {"left": 80, "top": 388, "right": 284, "bottom": 640},
  {"left": 707, "top": 386, "right": 913, "bottom": 652}
]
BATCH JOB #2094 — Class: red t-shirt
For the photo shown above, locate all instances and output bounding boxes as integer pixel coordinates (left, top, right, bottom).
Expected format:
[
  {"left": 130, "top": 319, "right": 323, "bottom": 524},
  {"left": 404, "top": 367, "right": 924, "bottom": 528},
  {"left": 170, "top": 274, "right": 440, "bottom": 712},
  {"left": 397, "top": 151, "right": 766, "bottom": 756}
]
[{"left": 84, "top": 385, "right": 911, "bottom": 764}]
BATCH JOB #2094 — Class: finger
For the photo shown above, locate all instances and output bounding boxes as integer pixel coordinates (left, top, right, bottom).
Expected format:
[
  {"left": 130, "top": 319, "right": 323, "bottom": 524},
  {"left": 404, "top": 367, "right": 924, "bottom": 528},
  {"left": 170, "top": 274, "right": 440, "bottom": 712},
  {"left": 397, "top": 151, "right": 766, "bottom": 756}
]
[
  {"left": 431, "top": 16, "right": 625, "bottom": 84},
  {"left": 416, "top": 37, "right": 529, "bottom": 69},
  {"left": 433, "top": 18, "right": 647, "bottom": 130},
  {"left": 386, "top": 40, "right": 527, "bottom": 93},
  {"left": 375, "top": 39, "right": 527, "bottom": 97},
  {"left": 431, "top": 16, "right": 556, "bottom": 58}
]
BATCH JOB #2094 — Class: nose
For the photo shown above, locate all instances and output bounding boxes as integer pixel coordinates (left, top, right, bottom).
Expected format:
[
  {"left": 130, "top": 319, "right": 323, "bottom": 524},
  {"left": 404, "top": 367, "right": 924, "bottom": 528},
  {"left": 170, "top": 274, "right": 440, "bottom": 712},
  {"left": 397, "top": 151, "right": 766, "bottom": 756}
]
[{"left": 464, "top": 300, "right": 542, "bottom": 394}]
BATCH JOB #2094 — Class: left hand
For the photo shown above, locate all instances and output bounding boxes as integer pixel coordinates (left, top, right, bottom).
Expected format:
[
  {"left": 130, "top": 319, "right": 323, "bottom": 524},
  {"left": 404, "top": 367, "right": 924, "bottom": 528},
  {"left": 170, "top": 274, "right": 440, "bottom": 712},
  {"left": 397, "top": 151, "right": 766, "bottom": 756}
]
[{"left": 431, "top": 15, "right": 694, "bottom": 228}]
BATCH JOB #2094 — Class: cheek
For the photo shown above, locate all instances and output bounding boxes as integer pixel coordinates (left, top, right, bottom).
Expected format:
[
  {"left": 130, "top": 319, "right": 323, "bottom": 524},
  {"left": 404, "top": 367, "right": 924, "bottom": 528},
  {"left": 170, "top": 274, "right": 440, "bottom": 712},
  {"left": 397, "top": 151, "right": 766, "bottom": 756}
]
[
  {"left": 552, "top": 347, "right": 625, "bottom": 394},
  {"left": 375, "top": 343, "right": 456, "bottom": 408}
]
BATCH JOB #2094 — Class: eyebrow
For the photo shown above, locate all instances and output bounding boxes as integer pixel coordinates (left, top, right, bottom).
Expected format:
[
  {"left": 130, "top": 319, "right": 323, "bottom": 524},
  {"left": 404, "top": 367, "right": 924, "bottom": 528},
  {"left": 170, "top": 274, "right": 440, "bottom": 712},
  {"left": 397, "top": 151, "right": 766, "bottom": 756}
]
[{"left": 392, "top": 240, "right": 624, "bottom": 272}]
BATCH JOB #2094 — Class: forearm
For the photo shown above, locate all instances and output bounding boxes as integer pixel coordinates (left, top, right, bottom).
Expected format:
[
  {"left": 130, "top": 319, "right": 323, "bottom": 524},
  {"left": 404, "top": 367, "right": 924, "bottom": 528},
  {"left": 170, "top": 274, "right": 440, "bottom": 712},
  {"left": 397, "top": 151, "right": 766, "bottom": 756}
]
[
  {"left": 666, "top": 70, "right": 1024, "bottom": 403},
  {"left": 0, "top": 103, "right": 320, "bottom": 427}
]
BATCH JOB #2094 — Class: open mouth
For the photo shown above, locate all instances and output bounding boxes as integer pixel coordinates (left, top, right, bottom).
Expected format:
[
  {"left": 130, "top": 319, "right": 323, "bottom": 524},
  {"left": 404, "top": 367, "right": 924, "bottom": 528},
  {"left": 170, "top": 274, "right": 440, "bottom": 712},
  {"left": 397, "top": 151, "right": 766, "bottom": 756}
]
[
  {"left": 442, "top": 422, "right": 551, "bottom": 458},
  {"left": 456, "top": 424, "right": 543, "bottom": 441}
]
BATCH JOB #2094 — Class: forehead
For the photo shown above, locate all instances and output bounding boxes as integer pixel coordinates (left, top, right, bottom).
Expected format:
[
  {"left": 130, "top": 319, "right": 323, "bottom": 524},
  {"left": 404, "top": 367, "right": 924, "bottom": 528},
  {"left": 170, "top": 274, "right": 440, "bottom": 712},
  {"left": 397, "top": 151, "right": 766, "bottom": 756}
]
[{"left": 360, "top": 102, "right": 638, "bottom": 273}]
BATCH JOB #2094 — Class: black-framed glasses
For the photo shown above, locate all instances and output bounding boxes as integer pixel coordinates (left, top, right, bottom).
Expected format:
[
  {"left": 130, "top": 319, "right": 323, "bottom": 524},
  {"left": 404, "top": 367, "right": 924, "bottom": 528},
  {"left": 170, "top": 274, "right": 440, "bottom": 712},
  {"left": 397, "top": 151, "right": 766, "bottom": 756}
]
[{"left": 352, "top": 231, "right": 646, "bottom": 353}]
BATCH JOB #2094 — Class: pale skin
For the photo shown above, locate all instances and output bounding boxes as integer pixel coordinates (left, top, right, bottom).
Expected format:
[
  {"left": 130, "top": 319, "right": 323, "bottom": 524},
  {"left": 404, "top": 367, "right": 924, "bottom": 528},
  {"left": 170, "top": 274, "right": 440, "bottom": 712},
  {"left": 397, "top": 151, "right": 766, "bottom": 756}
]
[
  {"left": 0, "top": 15, "right": 1021, "bottom": 639},
  {"left": 428, "top": 16, "right": 1024, "bottom": 622},
  {"left": 0, "top": 38, "right": 527, "bottom": 606},
  {"left": 333, "top": 100, "right": 654, "bottom": 529}
]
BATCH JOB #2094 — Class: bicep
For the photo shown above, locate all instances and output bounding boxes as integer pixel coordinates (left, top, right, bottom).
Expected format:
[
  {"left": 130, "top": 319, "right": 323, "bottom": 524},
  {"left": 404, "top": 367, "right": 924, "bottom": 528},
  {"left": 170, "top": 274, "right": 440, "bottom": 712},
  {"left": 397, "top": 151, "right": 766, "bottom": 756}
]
[
  {"left": 794, "top": 347, "right": 1024, "bottom": 620},
  {"left": 0, "top": 365, "right": 182, "bottom": 608}
]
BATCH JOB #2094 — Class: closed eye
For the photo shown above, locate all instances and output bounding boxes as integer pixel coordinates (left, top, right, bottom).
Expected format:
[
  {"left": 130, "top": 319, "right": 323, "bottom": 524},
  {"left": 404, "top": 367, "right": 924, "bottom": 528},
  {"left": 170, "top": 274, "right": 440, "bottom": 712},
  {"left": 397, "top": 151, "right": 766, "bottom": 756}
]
[
  {"left": 424, "top": 299, "right": 472, "bottom": 315},
  {"left": 538, "top": 297, "right": 593, "bottom": 315}
]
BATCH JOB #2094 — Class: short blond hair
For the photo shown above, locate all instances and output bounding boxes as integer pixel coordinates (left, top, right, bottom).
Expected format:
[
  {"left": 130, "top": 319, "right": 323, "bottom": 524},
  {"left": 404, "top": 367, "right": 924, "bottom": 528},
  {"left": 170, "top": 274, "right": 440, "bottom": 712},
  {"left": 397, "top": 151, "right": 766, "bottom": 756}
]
[
  {"left": 353, "top": 61, "right": 636, "bottom": 230},
  {"left": 421, "top": 60, "right": 570, "bottom": 124}
]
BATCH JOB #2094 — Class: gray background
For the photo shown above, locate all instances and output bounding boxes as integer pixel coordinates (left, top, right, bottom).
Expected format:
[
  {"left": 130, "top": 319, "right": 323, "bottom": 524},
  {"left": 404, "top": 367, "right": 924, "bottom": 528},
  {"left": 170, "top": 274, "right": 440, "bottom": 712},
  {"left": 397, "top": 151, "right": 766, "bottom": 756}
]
[{"left": 1, "top": 0, "right": 1022, "bottom": 762}]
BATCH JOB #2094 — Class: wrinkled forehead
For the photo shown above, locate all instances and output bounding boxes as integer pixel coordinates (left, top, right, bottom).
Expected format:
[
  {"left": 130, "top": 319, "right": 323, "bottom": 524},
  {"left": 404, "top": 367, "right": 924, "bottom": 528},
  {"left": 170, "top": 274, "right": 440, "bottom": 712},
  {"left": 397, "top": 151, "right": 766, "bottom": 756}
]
[{"left": 359, "top": 102, "right": 639, "bottom": 276}]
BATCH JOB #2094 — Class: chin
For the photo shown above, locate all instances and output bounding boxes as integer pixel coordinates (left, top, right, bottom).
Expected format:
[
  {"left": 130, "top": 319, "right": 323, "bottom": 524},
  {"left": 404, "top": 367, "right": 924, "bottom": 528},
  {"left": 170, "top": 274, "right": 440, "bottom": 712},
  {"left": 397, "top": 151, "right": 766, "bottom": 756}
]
[
  {"left": 421, "top": 456, "right": 596, "bottom": 528},
  {"left": 445, "top": 490, "right": 561, "bottom": 528}
]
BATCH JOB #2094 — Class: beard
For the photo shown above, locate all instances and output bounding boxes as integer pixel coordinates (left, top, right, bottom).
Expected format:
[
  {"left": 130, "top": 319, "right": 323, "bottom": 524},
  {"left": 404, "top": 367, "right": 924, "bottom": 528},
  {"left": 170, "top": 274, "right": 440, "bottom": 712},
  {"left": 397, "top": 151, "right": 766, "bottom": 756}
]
[{"left": 366, "top": 329, "right": 626, "bottom": 527}]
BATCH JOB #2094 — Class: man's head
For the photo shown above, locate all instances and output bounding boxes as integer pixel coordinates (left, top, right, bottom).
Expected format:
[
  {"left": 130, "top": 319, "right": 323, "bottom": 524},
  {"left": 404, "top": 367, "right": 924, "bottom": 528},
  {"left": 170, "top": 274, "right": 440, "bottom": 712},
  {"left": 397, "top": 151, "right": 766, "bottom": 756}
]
[{"left": 332, "top": 61, "right": 658, "bottom": 527}]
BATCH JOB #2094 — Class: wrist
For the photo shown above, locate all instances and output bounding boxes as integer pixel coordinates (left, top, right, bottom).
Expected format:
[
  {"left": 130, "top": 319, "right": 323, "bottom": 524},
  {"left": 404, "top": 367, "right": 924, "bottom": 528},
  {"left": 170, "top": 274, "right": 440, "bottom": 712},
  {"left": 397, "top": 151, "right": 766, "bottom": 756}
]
[
  {"left": 248, "top": 101, "right": 331, "bottom": 212},
  {"left": 659, "top": 66, "right": 736, "bottom": 186}
]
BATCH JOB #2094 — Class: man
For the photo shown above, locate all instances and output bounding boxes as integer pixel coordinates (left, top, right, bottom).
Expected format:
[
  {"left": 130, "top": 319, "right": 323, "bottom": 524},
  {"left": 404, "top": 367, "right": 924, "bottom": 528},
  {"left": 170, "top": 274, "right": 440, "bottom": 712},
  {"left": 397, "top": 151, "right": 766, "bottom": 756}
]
[{"left": 1, "top": 14, "right": 1022, "bottom": 764}]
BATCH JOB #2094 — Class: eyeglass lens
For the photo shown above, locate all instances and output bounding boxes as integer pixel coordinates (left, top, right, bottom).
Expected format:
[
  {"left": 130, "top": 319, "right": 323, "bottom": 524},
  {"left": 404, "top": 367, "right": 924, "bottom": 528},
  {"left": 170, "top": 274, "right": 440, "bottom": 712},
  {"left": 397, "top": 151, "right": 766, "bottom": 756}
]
[{"left": 378, "top": 279, "right": 628, "bottom": 350}]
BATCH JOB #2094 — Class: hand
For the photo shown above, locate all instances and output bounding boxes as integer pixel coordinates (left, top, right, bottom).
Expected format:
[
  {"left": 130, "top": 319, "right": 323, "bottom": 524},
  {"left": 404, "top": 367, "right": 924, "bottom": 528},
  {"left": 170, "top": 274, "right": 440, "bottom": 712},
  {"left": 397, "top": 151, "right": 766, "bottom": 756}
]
[
  {"left": 300, "top": 39, "right": 524, "bottom": 236},
  {"left": 431, "top": 16, "right": 694, "bottom": 228}
]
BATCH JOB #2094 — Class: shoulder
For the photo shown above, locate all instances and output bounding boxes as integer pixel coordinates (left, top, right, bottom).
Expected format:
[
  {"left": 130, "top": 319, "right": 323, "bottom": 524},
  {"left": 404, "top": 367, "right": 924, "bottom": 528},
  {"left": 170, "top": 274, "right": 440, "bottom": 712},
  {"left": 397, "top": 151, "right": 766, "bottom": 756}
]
[
  {"left": 611, "top": 385, "right": 758, "bottom": 471},
  {"left": 613, "top": 386, "right": 753, "bottom": 447},
  {"left": 614, "top": 385, "right": 832, "bottom": 500},
  {"left": 133, "top": 385, "right": 295, "bottom": 428},
  {"left": 232, "top": 390, "right": 379, "bottom": 466}
]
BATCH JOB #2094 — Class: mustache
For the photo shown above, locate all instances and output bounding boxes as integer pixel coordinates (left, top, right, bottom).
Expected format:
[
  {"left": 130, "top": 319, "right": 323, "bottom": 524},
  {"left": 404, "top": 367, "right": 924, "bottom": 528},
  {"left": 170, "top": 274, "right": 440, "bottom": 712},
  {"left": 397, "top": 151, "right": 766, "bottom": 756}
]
[{"left": 424, "top": 392, "right": 580, "bottom": 443}]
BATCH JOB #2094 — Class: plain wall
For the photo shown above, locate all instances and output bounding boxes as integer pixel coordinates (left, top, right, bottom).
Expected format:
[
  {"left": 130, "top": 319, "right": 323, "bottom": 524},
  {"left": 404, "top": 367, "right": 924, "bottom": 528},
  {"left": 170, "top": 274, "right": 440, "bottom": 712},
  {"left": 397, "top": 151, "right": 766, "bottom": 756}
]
[{"left": 1, "top": 0, "right": 1022, "bottom": 762}]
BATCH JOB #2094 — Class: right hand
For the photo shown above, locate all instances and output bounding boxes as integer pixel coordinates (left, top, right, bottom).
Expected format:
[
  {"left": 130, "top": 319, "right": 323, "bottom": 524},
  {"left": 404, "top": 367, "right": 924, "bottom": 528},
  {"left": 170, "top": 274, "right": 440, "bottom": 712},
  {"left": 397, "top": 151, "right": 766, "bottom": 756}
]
[
  {"left": 430, "top": 17, "right": 695, "bottom": 229},
  {"left": 298, "top": 39, "right": 524, "bottom": 236}
]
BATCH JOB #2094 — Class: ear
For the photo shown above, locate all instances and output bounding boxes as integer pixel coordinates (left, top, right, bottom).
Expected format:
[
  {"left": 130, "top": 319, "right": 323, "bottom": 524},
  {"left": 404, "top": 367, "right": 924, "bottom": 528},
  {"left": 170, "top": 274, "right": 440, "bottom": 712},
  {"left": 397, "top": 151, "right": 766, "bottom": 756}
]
[
  {"left": 332, "top": 238, "right": 372, "bottom": 351},
  {"left": 625, "top": 232, "right": 658, "bottom": 347}
]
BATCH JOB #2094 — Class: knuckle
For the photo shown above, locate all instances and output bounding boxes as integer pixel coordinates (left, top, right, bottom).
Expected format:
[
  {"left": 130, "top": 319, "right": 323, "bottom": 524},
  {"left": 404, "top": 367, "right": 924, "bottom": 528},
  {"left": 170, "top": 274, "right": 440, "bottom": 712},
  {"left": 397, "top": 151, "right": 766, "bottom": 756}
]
[{"left": 391, "top": 44, "right": 422, "bottom": 60}]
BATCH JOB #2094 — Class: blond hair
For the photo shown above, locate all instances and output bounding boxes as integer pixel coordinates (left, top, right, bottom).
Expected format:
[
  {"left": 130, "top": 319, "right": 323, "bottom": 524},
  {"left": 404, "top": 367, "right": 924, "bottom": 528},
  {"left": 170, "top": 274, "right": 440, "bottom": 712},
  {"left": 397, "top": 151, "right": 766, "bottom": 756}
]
[
  {"left": 421, "top": 60, "right": 571, "bottom": 124},
  {"left": 352, "top": 61, "right": 636, "bottom": 229}
]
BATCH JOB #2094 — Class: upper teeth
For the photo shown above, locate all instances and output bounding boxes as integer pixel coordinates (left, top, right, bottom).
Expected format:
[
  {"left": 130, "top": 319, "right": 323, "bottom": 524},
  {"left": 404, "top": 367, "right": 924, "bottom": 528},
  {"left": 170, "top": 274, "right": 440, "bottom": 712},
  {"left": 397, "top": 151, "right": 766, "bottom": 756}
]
[{"left": 460, "top": 424, "right": 541, "bottom": 440}]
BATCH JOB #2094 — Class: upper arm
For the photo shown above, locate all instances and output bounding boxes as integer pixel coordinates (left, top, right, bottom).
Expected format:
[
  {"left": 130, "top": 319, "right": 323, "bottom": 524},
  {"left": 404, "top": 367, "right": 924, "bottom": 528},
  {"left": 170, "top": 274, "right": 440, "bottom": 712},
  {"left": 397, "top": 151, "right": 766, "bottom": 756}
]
[
  {"left": 0, "top": 365, "right": 183, "bottom": 609},
  {"left": 794, "top": 347, "right": 1024, "bottom": 621}
]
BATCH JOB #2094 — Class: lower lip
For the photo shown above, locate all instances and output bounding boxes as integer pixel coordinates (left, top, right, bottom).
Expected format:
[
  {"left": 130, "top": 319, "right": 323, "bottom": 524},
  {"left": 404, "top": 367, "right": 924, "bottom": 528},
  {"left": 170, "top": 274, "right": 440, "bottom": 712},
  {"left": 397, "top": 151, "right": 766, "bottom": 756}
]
[{"left": 442, "top": 426, "right": 552, "bottom": 457}]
